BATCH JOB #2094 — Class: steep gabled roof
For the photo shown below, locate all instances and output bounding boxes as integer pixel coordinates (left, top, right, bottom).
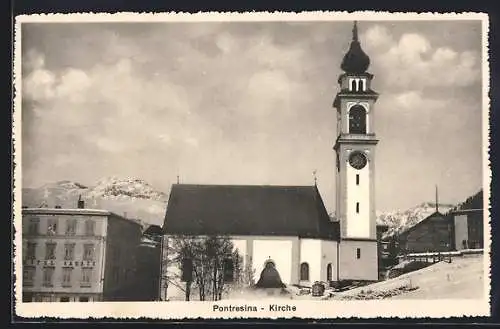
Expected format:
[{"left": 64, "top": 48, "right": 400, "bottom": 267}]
[
  {"left": 398, "top": 211, "right": 449, "bottom": 238},
  {"left": 163, "top": 184, "right": 340, "bottom": 240}
]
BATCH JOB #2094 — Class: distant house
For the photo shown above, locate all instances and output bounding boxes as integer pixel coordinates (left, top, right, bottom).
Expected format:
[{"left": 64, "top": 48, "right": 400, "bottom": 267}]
[
  {"left": 450, "top": 190, "right": 484, "bottom": 250},
  {"left": 114, "top": 225, "right": 163, "bottom": 301},
  {"left": 398, "top": 211, "right": 454, "bottom": 254},
  {"left": 396, "top": 190, "right": 485, "bottom": 255},
  {"left": 451, "top": 208, "right": 484, "bottom": 250}
]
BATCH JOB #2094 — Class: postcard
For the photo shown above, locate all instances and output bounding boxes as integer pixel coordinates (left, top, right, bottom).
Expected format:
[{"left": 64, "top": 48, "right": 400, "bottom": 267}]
[{"left": 13, "top": 11, "right": 491, "bottom": 319}]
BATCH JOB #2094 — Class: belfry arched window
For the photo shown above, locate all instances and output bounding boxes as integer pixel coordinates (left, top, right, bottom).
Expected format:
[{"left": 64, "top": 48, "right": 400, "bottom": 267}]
[
  {"left": 326, "top": 263, "right": 333, "bottom": 281},
  {"left": 350, "top": 79, "right": 357, "bottom": 91},
  {"left": 349, "top": 105, "right": 367, "bottom": 134},
  {"left": 300, "top": 262, "right": 309, "bottom": 281},
  {"left": 359, "top": 79, "right": 365, "bottom": 91}
]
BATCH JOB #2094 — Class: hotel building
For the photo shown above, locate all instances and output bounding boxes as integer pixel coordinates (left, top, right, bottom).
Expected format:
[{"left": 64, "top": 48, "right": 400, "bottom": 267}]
[{"left": 21, "top": 198, "right": 143, "bottom": 302}]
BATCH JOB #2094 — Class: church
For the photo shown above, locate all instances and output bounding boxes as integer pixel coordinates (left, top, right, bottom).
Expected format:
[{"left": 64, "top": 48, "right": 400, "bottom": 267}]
[{"left": 162, "top": 22, "right": 380, "bottom": 297}]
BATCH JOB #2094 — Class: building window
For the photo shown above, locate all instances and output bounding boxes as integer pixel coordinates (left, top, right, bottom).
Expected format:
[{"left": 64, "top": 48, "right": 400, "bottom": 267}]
[
  {"left": 66, "top": 219, "right": 77, "bottom": 236},
  {"left": 79, "top": 297, "right": 89, "bottom": 302},
  {"left": 85, "top": 220, "right": 95, "bottom": 236},
  {"left": 64, "top": 243, "right": 75, "bottom": 260},
  {"left": 348, "top": 105, "right": 367, "bottom": 134},
  {"left": 23, "top": 266, "right": 35, "bottom": 287},
  {"left": 45, "top": 242, "right": 56, "bottom": 260},
  {"left": 356, "top": 202, "right": 360, "bottom": 213},
  {"left": 47, "top": 218, "right": 58, "bottom": 235},
  {"left": 26, "top": 242, "right": 36, "bottom": 259},
  {"left": 62, "top": 267, "right": 73, "bottom": 287},
  {"left": 81, "top": 268, "right": 92, "bottom": 287},
  {"left": 43, "top": 267, "right": 55, "bottom": 287},
  {"left": 300, "top": 262, "right": 309, "bottom": 281},
  {"left": 28, "top": 218, "right": 39, "bottom": 235},
  {"left": 83, "top": 244, "right": 95, "bottom": 261},
  {"left": 60, "top": 296, "right": 70, "bottom": 302},
  {"left": 356, "top": 174, "right": 360, "bottom": 185},
  {"left": 326, "top": 263, "right": 333, "bottom": 281},
  {"left": 356, "top": 248, "right": 361, "bottom": 259}
]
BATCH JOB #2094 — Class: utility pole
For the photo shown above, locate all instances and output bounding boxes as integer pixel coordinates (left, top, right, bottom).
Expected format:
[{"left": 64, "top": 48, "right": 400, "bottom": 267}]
[{"left": 435, "top": 185, "right": 439, "bottom": 213}]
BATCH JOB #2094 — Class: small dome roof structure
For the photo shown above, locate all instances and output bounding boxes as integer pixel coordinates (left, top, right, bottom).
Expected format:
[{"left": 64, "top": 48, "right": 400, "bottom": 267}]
[
  {"left": 340, "top": 21, "right": 370, "bottom": 74},
  {"left": 255, "top": 260, "right": 286, "bottom": 288}
]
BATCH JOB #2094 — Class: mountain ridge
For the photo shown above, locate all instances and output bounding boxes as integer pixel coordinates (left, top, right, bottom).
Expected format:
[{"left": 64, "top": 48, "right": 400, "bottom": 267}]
[
  {"left": 22, "top": 178, "right": 169, "bottom": 227},
  {"left": 22, "top": 178, "right": 479, "bottom": 234}
]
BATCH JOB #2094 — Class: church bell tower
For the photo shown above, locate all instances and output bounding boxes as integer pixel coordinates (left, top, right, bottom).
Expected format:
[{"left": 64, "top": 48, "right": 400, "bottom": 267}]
[{"left": 334, "top": 21, "right": 379, "bottom": 240}]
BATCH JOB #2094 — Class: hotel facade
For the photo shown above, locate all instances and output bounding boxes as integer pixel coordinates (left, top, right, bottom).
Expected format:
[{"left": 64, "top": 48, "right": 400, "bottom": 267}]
[{"left": 21, "top": 199, "right": 143, "bottom": 302}]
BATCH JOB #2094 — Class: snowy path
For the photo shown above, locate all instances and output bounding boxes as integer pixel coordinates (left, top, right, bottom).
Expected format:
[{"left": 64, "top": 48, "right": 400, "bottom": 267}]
[{"left": 331, "top": 254, "right": 485, "bottom": 300}]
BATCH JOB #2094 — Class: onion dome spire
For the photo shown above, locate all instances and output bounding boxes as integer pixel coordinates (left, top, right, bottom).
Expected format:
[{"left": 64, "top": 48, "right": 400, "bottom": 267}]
[{"left": 340, "top": 21, "right": 370, "bottom": 74}]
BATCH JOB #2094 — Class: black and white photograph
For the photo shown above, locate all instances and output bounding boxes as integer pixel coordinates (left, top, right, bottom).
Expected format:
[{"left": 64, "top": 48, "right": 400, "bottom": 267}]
[{"left": 13, "top": 11, "right": 490, "bottom": 319}]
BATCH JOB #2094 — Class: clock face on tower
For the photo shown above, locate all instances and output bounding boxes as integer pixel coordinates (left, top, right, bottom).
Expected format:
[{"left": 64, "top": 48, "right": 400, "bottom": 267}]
[{"left": 349, "top": 151, "right": 367, "bottom": 170}]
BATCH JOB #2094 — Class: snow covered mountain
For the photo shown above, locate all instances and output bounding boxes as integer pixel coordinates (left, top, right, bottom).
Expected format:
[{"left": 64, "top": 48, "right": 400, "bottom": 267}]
[
  {"left": 22, "top": 177, "right": 169, "bottom": 227},
  {"left": 22, "top": 177, "right": 464, "bottom": 235},
  {"left": 376, "top": 202, "right": 456, "bottom": 239}
]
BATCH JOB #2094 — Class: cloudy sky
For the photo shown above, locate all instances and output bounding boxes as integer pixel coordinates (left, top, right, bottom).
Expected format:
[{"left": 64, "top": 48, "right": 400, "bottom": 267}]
[{"left": 20, "top": 18, "right": 484, "bottom": 212}]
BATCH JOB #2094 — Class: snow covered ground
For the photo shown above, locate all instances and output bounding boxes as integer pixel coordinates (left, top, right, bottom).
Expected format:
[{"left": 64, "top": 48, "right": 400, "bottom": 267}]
[
  {"left": 331, "top": 254, "right": 485, "bottom": 300},
  {"left": 224, "top": 254, "right": 485, "bottom": 301}
]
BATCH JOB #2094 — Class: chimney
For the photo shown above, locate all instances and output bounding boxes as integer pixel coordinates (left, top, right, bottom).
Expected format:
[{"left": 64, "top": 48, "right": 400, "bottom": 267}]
[{"left": 77, "top": 195, "right": 85, "bottom": 209}]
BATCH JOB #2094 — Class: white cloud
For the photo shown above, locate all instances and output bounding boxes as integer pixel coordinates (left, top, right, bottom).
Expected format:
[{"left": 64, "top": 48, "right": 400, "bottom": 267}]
[
  {"left": 362, "top": 25, "right": 481, "bottom": 91},
  {"left": 55, "top": 68, "right": 92, "bottom": 102},
  {"left": 392, "top": 91, "right": 445, "bottom": 110},
  {"left": 94, "top": 137, "right": 125, "bottom": 153},
  {"left": 158, "top": 134, "right": 172, "bottom": 144},
  {"left": 24, "top": 49, "right": 45, "bottom": 71},
  {"left": 185, "top": 137, "right": 199, "bottom": 148},
  {"left": 215, "top": 32, "right": 236, "bottom": 54},
  {"left": 24, "top": 68, "right": 56, "bottom": 101},
  {"left": 364, "top": 25, "right": 394, "bottom": 50}
]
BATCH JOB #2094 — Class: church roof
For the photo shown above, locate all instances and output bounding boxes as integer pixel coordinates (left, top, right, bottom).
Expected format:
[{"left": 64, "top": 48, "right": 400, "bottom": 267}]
[{"left": 163, "top": 184, "right": 340, "bottom": 240}]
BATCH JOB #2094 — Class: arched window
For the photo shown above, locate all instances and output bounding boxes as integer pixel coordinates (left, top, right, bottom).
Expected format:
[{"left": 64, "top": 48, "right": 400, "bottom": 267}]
[
  {"left": 359, "top": 79, "right": 366, "bottom": 91},
  {"left": 326, "top": 263, "right": 333, "bottom": 281},
  {"left": 350, "top": 79, "right": 357, "bottom": 91},
  {"left": 300, "top": 262, "right": 309, "bottom": 281},
  {"left": 349, "top": 105, "right": 367, "bottom": 134}
]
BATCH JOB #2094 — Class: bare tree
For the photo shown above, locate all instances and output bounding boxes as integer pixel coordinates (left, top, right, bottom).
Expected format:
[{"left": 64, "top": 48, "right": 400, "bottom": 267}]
[{"left": 163, "top": 235, "right": 251, "bottom": 301}]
